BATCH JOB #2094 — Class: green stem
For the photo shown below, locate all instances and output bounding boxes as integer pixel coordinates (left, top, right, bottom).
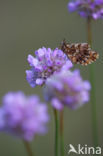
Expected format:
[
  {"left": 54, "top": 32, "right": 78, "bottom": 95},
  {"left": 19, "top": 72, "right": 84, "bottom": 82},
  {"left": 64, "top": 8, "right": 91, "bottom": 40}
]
[
  {"left": 54, "top": 109, "right": 59, "bottom": 156},
  {"left": 87, "top": 18, "right": 98, "bottom": 147},
  {"left": 23, "top": 141, "right": 34, "bottom": 156},
  {"left": 60, "top": 110, "right": 64, "bottom": 156}
]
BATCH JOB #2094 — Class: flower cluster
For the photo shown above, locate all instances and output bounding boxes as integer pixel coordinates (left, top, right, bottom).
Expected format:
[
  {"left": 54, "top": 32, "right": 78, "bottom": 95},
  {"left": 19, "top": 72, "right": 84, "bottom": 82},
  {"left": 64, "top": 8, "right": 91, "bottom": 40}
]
[
  {"left": 68, "top": 0, "right": 103, "bottom": 20},
  {"left": 0, "top": 45, "right": 91, "bottom": 141},
  {"left": 26, "top": 46, "right": 91, "bottom": 110},
  {"left": 0, "top": 92, "right": 49, "bottom": 141},
  {"left": 44, "top": 70, "right": 91, "bottom": 110},
  {"left": 26, "top": 47, "right": 73, "bottom": 87}
]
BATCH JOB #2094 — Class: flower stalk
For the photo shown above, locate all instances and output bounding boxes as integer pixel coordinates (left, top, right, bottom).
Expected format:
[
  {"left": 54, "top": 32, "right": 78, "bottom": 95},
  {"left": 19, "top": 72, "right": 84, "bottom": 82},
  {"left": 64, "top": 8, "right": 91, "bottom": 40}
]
[
  {"left": 60, "top": 110, "right": 64, "bottom": 156},
  {"left": 54, "top": 109, "right": 59, "bottom": 156},
  {"left": 87, "top": 17, "right": 98, "bottom": 147},
  {"left": 23, "top": 141, "right": 34, "bottom": 156}
]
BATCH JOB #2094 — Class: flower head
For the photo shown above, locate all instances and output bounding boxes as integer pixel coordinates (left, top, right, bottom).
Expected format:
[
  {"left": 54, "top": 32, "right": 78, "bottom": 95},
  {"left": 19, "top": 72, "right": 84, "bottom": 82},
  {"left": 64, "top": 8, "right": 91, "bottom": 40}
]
[
  {"left": 68, "top": 0, "right": 103, "bottom": 20},
  {"left": 44, "top": 70, "right": 91, "bottom": 110},
  {"left": 26, "top": 47, "right": 73, "bottom": 87},
  {"left": 0, "top": 92, "right": 49, "bottom": 141}
]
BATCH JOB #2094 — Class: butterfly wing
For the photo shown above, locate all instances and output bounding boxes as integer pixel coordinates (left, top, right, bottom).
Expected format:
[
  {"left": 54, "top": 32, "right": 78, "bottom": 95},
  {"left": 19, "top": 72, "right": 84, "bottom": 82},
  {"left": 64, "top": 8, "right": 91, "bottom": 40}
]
[{"left": 61, "top": 41, "right": 99, "bottom": 65}]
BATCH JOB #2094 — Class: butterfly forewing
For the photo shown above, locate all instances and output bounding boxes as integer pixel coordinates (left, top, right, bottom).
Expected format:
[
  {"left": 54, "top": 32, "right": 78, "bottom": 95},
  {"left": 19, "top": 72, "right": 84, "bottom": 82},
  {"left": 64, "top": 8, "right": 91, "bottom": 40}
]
[{"left": 61, "top": 40, "right": 99, "bottom": 65}]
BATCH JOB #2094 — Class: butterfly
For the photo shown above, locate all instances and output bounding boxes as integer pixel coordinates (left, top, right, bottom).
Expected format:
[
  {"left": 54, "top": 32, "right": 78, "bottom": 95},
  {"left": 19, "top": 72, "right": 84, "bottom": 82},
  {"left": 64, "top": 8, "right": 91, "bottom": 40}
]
[{"left": 60, "top": 40, "right": 99, "bottom": 66}]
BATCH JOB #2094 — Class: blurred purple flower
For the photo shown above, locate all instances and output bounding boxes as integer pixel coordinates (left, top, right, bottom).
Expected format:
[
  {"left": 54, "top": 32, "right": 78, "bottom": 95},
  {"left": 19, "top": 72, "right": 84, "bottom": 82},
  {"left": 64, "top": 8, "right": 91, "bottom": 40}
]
[
  {"left": 26, "top": 47, "right": 73, "bottom": 87},
  {"left": 68, "top": 0, "right": 103, "bottom": 20},
  {"left": 44, "top": 70, "right": 91, "bottom": 110},
  {"left": 0, "top": 92, "right": 49, "bottom": 141}
]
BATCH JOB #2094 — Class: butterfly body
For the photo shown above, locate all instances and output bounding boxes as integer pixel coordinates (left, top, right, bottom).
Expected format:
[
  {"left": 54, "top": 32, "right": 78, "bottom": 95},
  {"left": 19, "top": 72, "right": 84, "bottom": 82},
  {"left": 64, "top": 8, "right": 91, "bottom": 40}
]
[{"left": 61, "top": 40, "right": 99, "bottom": 65}]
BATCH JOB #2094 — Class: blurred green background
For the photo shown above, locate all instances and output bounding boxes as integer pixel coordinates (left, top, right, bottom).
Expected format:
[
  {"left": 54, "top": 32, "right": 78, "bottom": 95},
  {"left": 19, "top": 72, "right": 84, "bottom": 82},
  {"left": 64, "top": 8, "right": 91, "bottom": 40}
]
[{"left": 0, "top": 0, "right": 103, "bottom": 155}]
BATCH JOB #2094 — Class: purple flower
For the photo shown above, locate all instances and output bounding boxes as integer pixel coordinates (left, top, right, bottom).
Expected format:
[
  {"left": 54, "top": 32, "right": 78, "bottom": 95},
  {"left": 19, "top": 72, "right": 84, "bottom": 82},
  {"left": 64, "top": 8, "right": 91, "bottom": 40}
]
[
  {"left": 26, "top": 47, "right": 73, "bottom": 87},
  {"left": 0, "top": 92, "right": 49, "bottom": 141},
  {"left": 44, "top": 70, "right": 91, "bottom": 110},
  {"left": 68, "top": 0, "right": 103, "bottom": 20}
]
